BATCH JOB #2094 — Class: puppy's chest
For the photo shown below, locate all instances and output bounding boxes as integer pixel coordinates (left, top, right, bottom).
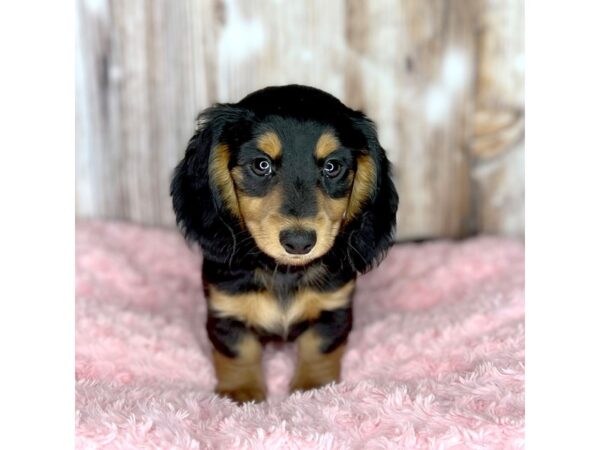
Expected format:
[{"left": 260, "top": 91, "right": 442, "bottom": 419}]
[{"left": 208, "top": 266, "right": 354, "bottom": 336}]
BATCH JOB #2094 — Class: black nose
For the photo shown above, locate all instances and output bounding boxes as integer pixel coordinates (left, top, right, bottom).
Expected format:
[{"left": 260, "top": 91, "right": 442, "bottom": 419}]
[{"left": 279, "top": 228, "right": 317, "bottom": 255}]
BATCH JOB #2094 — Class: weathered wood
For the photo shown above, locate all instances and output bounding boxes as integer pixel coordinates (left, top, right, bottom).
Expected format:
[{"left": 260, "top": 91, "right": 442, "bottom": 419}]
[
  {"left": 76, "top": 0, "right": 216, "bottom": 224},
  {"left": 470, "top": 0, "right": 524, "bottom": 236},
  {"left": 76, "top": 0, "right": 523, "bottom": 239},
  {"left": 342, "top": 0, "right": 479, "bottom": 238}
]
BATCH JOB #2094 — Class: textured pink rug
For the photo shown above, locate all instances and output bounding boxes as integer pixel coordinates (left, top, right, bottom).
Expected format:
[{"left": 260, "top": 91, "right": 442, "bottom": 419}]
[{"left": 75, "top": 220, "right": 524, "bottom": 449}]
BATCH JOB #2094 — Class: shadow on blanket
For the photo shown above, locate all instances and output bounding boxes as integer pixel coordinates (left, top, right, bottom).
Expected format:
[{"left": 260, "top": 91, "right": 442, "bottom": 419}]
[{"left": 75, "top": 220, "right": 524, "bottom": 449}]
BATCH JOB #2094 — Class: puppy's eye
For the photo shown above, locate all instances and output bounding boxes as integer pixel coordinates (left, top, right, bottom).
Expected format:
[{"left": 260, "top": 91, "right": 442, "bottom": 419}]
[
  {"left": 323, "top": 159, "right": 342, "bottom": 178},
  {"left": 251, "top": 157, "right": 272, "bottom": 176}
]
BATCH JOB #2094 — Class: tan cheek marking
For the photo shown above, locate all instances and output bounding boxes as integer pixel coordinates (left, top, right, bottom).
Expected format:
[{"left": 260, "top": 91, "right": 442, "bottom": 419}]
[
  {"left": 315, "top": 132, "right": 340, "bottom": 159},
  {"left": 312, "top": 192, "right": 331, "bottom": 242},
  {"left": 209, "top": 287, "right": 282, "bottom": 332},
  {"left": 257, "top": 131, "right": 282, "bottom": 160},
  {"left": 237, "top": 188, "right": 292, "bottom": 256},
  {"left": 208, "top": 144, "right": 240, "bottom": 218},
  {"left": 317, "top": 190, "right": 349, "bottom": 223},
  {"left": 236, "top": 175, "right": 348, "bottom": 264},
  {"left": 346, "top": 154, "right": 376, "bottom": 220},
  {"left": 237, "top": 188, "right": 283, "bottom": 223}
]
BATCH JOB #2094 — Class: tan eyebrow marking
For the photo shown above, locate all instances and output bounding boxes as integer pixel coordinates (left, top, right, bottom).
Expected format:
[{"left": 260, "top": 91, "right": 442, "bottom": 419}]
[
  {"left": 315, "top": 132, "right": 340, "bottom": 159},
  {"left": 256, "top": 131, "right": 282, "bottom": 159}
]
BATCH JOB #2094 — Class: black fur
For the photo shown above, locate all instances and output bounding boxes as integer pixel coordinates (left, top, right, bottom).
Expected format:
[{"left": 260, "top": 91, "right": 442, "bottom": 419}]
[
  {"left": 171, "top": 85, "right": 398, "bottom": 357},
  {"left": 171, "top": 85, "right": 398, "bottom": 272},
  {"left": 313, "top": 307, "right": 354, "bottom": 354},
  {"left": 170, "top": 104, "right": 255, "bottom": 266}
]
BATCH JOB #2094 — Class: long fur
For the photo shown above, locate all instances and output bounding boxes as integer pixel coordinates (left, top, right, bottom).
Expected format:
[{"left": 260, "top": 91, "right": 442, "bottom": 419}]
[
  {"left": 170, "top": 85, "right": 399, "bottom": 402},
  {"left": 170, "top": 85, "right": 398, "bottom": 272}
]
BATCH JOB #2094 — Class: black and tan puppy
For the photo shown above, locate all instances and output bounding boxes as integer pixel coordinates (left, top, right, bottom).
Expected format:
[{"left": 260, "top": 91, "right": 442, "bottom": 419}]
[{"left": 171, "top": 85, "right": 398, "bottom": 403}]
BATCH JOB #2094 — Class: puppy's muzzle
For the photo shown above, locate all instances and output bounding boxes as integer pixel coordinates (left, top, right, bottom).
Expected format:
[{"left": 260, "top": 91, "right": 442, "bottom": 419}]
[{"left": 279, "top": 228, "right": 317, "bottom": 255}]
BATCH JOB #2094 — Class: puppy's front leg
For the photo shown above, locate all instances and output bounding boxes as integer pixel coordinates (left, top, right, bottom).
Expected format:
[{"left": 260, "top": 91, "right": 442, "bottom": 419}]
[
  {"left": 207, "top": 315, "right": 265, "bottom": 403},
  {"left": 290, "top": 307, "right": 352, "bottom": 393}
]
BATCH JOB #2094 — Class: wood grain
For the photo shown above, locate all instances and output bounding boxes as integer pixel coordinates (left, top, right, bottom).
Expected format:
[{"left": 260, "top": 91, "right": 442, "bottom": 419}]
[
  {"left": 470, "top": 0, "right": 524, "bottom": 236},
  {"left": 76, "top": 0, "right": 524, "bottom": 239}
]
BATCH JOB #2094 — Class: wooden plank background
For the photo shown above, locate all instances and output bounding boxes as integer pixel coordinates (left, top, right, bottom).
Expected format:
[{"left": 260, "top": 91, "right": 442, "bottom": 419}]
[{"left": 76, "top": 0, "right": 523, "bottom": 240}]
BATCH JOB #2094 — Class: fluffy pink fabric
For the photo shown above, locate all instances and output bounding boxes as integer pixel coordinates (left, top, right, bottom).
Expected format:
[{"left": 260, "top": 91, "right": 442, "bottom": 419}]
[{"left": 75, "top": 221, "right": 524, "bottom": 449}]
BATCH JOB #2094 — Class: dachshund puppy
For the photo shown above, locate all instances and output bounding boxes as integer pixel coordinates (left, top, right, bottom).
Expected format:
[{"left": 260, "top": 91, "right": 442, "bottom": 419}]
[{"left": 171, "top": 85, "right": 398, "bottom": 403}]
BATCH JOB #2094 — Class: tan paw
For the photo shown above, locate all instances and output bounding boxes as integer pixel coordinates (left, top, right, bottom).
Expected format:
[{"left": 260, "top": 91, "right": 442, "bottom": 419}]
[
  {"left": 290, "top": 377, "right": 335, "bottom": 394},
  {"left": 216, "top": 386, "right": 266, "bottom": 404}
]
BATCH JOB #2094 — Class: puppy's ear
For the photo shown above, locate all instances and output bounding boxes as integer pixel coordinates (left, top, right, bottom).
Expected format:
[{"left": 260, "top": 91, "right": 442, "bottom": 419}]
[
  {"left": 170, "top": 104, "right": 253, "bottom": 264},
  {"left": 343, "top": 114, "right": 399, "bottom": 273}
]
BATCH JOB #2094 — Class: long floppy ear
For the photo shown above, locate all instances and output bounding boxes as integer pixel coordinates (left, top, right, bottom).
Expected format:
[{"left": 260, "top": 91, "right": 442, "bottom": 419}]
[
  {"left": 170, "top": 104, "right": 253, "bottom": 264},
  {"left": 343, "top": 114, "right": 399, "bottom": 273}
]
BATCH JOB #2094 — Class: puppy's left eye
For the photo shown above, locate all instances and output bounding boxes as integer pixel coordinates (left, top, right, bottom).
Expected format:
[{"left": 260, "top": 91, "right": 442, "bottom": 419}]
[
  {"left": 323, "top": 159, "right": 342, "bottom": 178},
  {"left": 251, "top": 157, "right": 272, "bottom": 176}
]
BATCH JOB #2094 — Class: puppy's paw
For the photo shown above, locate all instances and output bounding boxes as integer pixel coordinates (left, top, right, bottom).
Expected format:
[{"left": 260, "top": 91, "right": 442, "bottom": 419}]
[
  {"left": 216, "top": 386, "right": 266, "bottom": 404},
  {"left": 289, "top": 378, "right": 334, "bottom": 394}
]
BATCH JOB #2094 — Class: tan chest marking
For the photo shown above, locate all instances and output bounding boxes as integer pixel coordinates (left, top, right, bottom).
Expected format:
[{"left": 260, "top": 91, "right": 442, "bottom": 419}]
[{"left": 209, "top": 281, "right": 354, "bottom": 334}]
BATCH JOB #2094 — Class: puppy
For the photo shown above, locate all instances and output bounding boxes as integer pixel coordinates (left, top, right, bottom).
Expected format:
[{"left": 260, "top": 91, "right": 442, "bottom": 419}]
[{"left": 171, "top": 85, "right": 398, "bottom": 403}]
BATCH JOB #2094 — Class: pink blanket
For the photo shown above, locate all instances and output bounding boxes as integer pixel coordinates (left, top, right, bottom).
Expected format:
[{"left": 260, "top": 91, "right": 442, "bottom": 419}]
[{"left": 75, "top": 221, "right": 524, "bottom": 449}]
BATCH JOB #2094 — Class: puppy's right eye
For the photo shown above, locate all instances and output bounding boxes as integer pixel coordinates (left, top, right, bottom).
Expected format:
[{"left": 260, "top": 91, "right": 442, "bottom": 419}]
[{"left": 251, "top": 157, "right": 272, "bottom": 176}]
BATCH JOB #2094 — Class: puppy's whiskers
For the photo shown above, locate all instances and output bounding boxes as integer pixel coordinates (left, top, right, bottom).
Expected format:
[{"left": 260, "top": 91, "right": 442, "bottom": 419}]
[
  {"left": 346, "top": 229, "right": 369, "bottom": 270},
  {"left": 216, "top": 213, "right": 237, "bottom": 268}
]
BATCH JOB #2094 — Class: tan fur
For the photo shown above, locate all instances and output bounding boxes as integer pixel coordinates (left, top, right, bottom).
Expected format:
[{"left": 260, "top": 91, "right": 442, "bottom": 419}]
[
  {"left": 208, "top": 144, "right": 240, "bottom": 217},
  {"left": 209, "top": 281, "right": 354, "bottom": 335},
  {"left": 289, "top": 282, "right": 354, "bottom": 322},
  {"left": 257, "top": 131, "right": 282, "bottom": 160},
  {"left": 290, "top": 329, "right": 346, "bottom": 392},
  {"left": 210, "top": 288, "right": 282, "bottom": 332},
  {"left": 230, "top": 166, "right": 244, "bottom": 186},
  {"left": 346, "top": 154, "right": 376, "bottom": 220},
  {"left": 317, "top": 190, "right": 348, "bottom": 225},
  {"left": 314, "top": 131, "right": 340, "bottom": 159},
  {"left": 213, "top": 334, "right": 265, "bottom": 403},
  {"left": 237, "top": 187, "right": 285, "bottom": 255},
  {"left": 237, "top": 188, "right": 348, "bottom": 266},
  {"left": 214, "top": 133, "right": 370, "bottom": 265}
]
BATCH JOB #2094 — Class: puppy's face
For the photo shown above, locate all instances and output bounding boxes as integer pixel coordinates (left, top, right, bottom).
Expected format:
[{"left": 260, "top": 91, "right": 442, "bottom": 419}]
[
  {"left": 211, "top": 118, "right": 374, "bottom": 266},
  {"left": 172, "top": 85, "right": 398, "bottom": 272}
]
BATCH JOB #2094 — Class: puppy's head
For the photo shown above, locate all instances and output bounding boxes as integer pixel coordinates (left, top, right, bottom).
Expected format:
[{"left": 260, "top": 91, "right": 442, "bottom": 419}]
[{"left": 171, "top": 85, "right": 398, "bottom": 272}]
